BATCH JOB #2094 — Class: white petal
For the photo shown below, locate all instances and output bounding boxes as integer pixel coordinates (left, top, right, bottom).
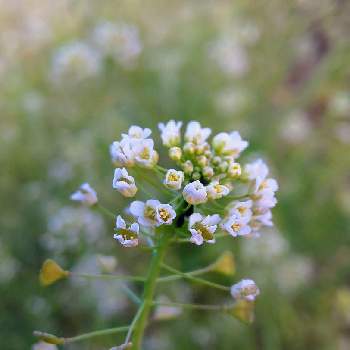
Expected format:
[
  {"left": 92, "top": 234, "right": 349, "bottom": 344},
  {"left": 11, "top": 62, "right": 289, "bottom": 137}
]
[{"left": 130, "top": 201, "right": 145, "bottom": 217}]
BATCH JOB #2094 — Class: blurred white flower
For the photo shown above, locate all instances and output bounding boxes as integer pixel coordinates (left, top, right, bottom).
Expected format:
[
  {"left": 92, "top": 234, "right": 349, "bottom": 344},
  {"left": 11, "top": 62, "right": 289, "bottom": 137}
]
[
  {"left": 153, "top": 296, "right": 182, "bottom": 321},
  {"left": 42, "top": 206, "right": 104, "bottom": 254},
  {"left": 158, "top": 120, "right": 182, "bottom": 147},
  {"left": 275, "top": 255, "right": 313, "bottom": 293},
  {"left": 209, "top": 37, "right": 249, "bottom": 77},
  {"left": 228, "top": 200, "right": 253, "bottom": 222},
  {"left": 70, "top": 183, "right": 98, "bottom": 206},
  {"left": 51, "top": 41, "right": 101, "bottom": 82},
  {"left": 334, "top": 122, "right": 350, "bottom": 144},
  {"left": 189, "top": 213, "right": 221, "bottom": 245},
  {"left": 221, "top": 213, "right": 251, "bottom": 237},
  {"left": 97, "top": 255, "right": 118, "bottom": 273},
  {"left": 110, "top": 139, "right": 135, "bottom": 167},
  {"left": 244, "top": 159, "right": 269, "bottom": 191},
  {"left": 241, "top": 230, "right": 289, "bottom": 263},
  {"left": 212, "top": 131, "right": 248, "bottom": 158},
  {"left": 215, "top": 88, "right": 249, "bottom": 114},
  {"left": 122, "top": 125, "right": 152, "bottom": 140},
  {"left": 32, "top": 342, "right": 57, "bottom": 350},
  {"left": 113, "top": 168, "right": 138, "bottom": 197},
  {"left": 231, "top": 279, "right": 260, "bottom": 301},
  {"left": 185, "top": 121, "right": 211, "bottom": 144},
  {"left": 280, "top": 110, "right": 311, "bottom": 144},
  {"left": 92, "top": 21, "right": 142, "bottom": 67},
  {"left": 183, "top": 180, "right": 208, "bottom": 205},
  {"left": 329, "top": 91, "right": 350, "bottom": 116},
  {"left": 114, "top": 215, "right": 139, "bottom": 247},
  {"left": 0, "top": 241, "right": 19, "bottom": 284}
]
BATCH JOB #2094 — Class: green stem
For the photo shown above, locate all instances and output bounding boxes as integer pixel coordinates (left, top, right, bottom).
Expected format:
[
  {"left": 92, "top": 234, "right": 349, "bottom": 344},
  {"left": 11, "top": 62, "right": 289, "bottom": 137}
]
[
  {"left": 152, "top": 301, "right": 224, "bottom": 312},
  {"left": 161, "top": 263, "right": 230, "bottom": 292},
  {"left": 71, "top": 272, "right": 145, "bottom": 282},
  {"left": 157, "top": 264, "right": 214, "bottom": 283},
  {"left": 96, "top": 204, "right": 115, "bottom": 220},
  {"left": 65, "top": 326, "right": 129, "bottom": 343},
  {"left": 131, "top": 229, "right": 171, "bottom": 349}
]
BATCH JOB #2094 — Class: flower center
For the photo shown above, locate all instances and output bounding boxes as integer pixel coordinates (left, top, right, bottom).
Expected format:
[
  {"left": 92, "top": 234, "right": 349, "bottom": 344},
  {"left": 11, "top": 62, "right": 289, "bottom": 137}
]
[
  {"left": 158, "top": 208, "right": 171, "bottom": 222},
  {"left": 144, "top": 206, "right": 156, "bottom": 220},
  {"left": 194, "top": 223, "right": 214, "bottom": 240},
  {"left": 140, "top": 147, "right": 150, "bottom": 159},
  {"left": 231, "top": 223, "right": 241, "bottom": 232},
  {"left": 237, "top": 206, "right": 247, "bottom": 214},
  {"left": 118, "top": 228, "right": 137, "bottom": 240},
  {"left": 168, "top": 173, "right": 179, "bottom": 182}
]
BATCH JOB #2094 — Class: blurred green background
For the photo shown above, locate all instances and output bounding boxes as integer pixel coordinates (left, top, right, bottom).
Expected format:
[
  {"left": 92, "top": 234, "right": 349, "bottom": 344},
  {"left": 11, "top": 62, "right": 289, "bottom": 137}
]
[{"left": 1, "top": 0, "right": 350, "bottom": 349}]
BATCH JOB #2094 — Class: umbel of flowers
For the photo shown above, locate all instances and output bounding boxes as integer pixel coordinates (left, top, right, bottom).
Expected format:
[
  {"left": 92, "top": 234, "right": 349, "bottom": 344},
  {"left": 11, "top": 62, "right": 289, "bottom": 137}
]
[{"left": 36, "top": 121, "right": 278, "bottom": 350}]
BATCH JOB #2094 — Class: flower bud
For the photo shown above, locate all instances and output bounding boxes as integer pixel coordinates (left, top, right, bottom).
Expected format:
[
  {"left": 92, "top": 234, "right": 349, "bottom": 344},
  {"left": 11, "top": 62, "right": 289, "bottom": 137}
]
[
  {"left": 213, "top": 251, "right": 235, "bottom": 276},
  {"left": 218, "top": 161, "right": 228, "bottom": 173},
  {"left": 224, "top": 300, "right": 255, "bottom": 324},
  {"left": 182, "top": 160, "right": 194, "bottom": 174},
  {"left": 164, "top": 169, "right": 184, "bottom": 190},
  {"left": 183, "top": 142, "right": 195, "bottom": 155},
  {"left": 212, "top": 156, "right": 221, "bottom": 166},
  {"left": 202, "top": 166, "right": 214, "bottom": 179},
  {"left": 39, "top": 259, "right": 69, "bottom": 286},
  {"left": 197, "top": 155, "right": 208, "bottom": 167},
  {"left": 168, "top": 147, "right": 182, "bottom": 161},
  {"left": 192, "top": 172, "right": 201, "bottom": 181},
  {"left": 228, "top": 162, "right": 242, "bottom": 178}
]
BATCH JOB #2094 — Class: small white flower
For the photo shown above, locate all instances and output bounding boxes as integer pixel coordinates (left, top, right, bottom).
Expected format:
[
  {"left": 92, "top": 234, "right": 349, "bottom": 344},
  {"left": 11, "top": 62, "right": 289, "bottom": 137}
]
[
  {"left": 189, "top": 213, "right": 221, "bottom": 245},
  {"left": 130, "top": 199, "right": 160, "bottom": 227},
  {"left": 183, "top": 180, "right": 208, "bottom": 205},
  {"left": 132, "top": 139, "right": 159, "bottom": 168},
  {"left": 184, "top": 121, "right": 211, "bottom": 145},
  {"left": 114, "top": 215, "right": 139, "bottom": 247},
  {"left": 254, "top": 209, "right": 273, "bottom": 227},
  {"left": 244, "top": 159, "right": 269, "bottom": 191},
  {"left": 130, "top": 200, "right": 176, "bottom": 227},
  {"left": 122, "top": 125, "right": 152, "bottom": 140},
  {"left": 221, "top": 213, "right": 251, "bottom": 237},
  {"left": 156, "top": 204, "right": 176, "bottom": 225},
  {"left": 164, "top": 169, "right": 184, "bottom": 190},
  {"left": 212, "top": 131, "right": 248, "bottom": 158},
  {"left": 228, "top": 200, "right": 253, "bottom": 221},
  {"left": 206, "top": 181, "right": 230, "bottom": 200},
  {"left": 112, "top": 168, "right": 137, "bottom": 197},
  {"left": 230, "top": 279, "right": 260, "bottom": 301},
  {"left": 70, "top": 183, "right": 98, "bottom": 206},
  {"left": 158, "top": 120, "right": 183, "bottom": 147},
  {"left": 110, "top": 139, "right": 135, "bottom": 167}
]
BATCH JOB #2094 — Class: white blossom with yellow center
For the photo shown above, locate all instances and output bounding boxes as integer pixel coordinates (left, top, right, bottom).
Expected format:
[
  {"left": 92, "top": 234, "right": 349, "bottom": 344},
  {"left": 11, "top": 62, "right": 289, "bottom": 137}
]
[{"left": 164, "top": 169, "right": 184, "bottom": 190}]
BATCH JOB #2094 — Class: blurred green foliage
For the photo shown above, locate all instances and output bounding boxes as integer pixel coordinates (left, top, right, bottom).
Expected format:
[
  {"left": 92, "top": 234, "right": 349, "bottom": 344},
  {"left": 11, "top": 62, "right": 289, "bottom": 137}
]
[{"left": 0, "top": 0, "right": 350, "bottom": 349}]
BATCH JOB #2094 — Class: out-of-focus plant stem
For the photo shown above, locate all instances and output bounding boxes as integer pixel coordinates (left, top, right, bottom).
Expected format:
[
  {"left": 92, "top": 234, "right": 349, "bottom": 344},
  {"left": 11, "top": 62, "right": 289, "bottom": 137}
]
[{"left": 131, "top": 228, "right": 171, "bottom": 349}]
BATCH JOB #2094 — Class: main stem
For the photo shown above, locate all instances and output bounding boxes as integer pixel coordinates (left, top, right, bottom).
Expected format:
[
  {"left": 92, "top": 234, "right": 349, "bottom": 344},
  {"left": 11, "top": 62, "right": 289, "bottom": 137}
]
[{"left": 131, "top": 229, "right": 170, "bottom": 349}]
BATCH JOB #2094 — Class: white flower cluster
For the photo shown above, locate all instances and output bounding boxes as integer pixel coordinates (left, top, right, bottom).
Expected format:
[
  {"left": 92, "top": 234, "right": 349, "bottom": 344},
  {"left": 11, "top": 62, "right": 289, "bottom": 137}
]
[
  {"left": 92, "top": 21, "right": 142, "bottom": 67},
  {"left": 105, "top": 120, "right": 278, "bottom": 248},
  {"left": 50, "top": 21, "right": 142, "bottom": 83}
]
